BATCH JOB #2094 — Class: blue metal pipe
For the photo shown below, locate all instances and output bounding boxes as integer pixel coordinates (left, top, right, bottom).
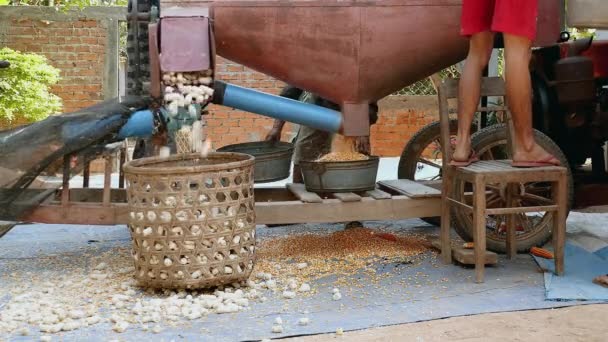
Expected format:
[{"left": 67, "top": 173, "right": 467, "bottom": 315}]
[
  {"left": 213, "top": 81, "right": 342, "bottom": 133},
  {"left": 117, "top": 109, "right": 155, "bottom": 139}
]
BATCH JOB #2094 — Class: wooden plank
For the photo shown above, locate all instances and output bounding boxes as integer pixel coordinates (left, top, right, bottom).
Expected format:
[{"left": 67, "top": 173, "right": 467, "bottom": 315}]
[
  {"left": 431, "top": 239, "right": 497, "bottom": 265},
  {"left": 473, "top": 178, "right": 487, "bottom": 283},
  {"left": 255, "top": 196, "right": 442, "bottom": 225},
  {"left": 378, "top": 179, "right": 441, "bottom": 198},
  {"left": 364, "top": 188, "right": 392, "bottom": 200},
  {"left": 24, "top": 195, "right": 442, "bottom": 225},
  {"left": 286, "top": 183, "right": 322, "bottom": 203},
  {"left": 332, "top": 192, "right": 361, "bottom": 202}
]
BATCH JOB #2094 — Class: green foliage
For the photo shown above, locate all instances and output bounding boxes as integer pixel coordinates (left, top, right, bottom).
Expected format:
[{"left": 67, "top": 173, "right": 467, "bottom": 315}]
[{"left": 0, "top": 48, "right": 62, "bottom": 123}]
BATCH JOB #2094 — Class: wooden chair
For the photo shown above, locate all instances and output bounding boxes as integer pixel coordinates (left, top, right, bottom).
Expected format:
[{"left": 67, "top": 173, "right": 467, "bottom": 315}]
[{"left": 438, "top": 77, "right": 568, "bottom": 283}]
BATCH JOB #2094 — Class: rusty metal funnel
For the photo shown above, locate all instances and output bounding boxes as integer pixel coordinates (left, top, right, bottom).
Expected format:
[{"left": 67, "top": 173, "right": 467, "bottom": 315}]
[{"left": 205, "top": 0, "right": 562, "bottom": 134}]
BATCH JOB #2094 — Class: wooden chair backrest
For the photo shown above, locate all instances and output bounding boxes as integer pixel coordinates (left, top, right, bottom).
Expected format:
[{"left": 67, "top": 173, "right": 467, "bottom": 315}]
[{"left": 436, "top": 76, "right": 511, "bottom": 167}]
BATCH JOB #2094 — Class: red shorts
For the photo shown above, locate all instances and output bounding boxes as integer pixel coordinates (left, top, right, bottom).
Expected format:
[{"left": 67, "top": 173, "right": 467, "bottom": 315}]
[{"left": 460, "top": 0, "right": 538, "bottom": 41}]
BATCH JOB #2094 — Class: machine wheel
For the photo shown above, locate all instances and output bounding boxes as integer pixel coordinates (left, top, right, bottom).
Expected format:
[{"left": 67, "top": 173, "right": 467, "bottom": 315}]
[
  {"left": 398, "top": 120, "right": 473, "bottom": 226},
  {"left": 451, "top": 124, "right": 574, "bottom": 253}
]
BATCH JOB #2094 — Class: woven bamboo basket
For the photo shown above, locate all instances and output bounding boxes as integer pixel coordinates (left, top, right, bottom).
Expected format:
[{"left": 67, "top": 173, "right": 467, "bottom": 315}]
[{"left": 123, "top": 152, "right": 256, "bottom": 289}]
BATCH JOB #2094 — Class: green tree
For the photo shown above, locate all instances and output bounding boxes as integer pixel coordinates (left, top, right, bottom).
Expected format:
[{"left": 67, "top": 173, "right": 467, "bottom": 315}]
[{"left": 0, "top": 48, "right": 62, "bottom": 123}]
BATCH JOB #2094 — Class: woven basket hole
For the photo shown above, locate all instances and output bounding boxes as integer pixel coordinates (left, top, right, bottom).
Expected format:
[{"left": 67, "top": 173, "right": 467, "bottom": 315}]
[
  {"left": 194, "top": 209, "right": 206, "bottom": 220},
  {"left": 143, "top": 183, "right": 152, "bottom": 192},
  {"left": 234, "top": 175, "right": 243, "bottom": 185},
  {"left": 228, "top": 249, "right": 239, "bottom": 259},
  {"left": 196, "top": 253, "right": 208, "bottom": 264},
  {"left": 183, "top": 240, "right": 196, "bottom": 251},
  {"left": 209, "top": 267, "right": 220, "bottom": 276},
  {"left": 152, "top": 241, "right": 163, "bottom": 251},
  {"left": 182, "top": 195, "right": 195, "bottom": 207},
  {"left": 216, "top": 192, "right": 227, "bottom": 203},
  {"left": 170, "top": 181, "right": 183, "bottom": 191},
  {"left": 170, "top": 226, "right": 184, "bottom": 236},
  {"left": 150, "top": 255, "right": 159, "bottom": 265},
  {"left": 164, "top": 196, "right": 177, "bottom": 207},
  {"left": 130, "top": 211, "right": 144, "bottom": 221},
  {"left": 147, "top": 269, "right": 156, "bottom": 279},
  {"left": 229, "top": 191, "right": 240, "bottom": 200},
  {"left": 159, "top": 211, "right": 172, "bottom": 222},
  {"left": 198, "top": 194, "right": 210, "bottom": 204},
  {"left": 191, "top": 225, "right": 202, "bottom": 236},
  {"left": 189, "top": 181, "right": 200, "bottom": 191},
  {"left": 174, "top": 270, "right": 185, "bottom": 279},
  {"left": 213, "top": 251, "right": 225, "bottom": 261},
  {"left": 224, "top": 266, "right": 233, "bottom": 274},
  {"left": 151, "top": 196, "right": 162, "bottom": 206},
  {"left": 146, "top": 211, "right": 158, "bottom": 222},
  {"left": 191, "top": 270, "right": 203, "bottom": 279},
  {"left": 167, "top": 241, "right": 177, "bottom": 251},
  {"left": 160, "top": 271, "right": 169, "bottom": 280},
  {"left": 220, "top": 177, "right": 231, "bottom": 187},
  {"left": 157, "top": 226, "right": 167, "bottom": 236},
  {"left": 215, "top": 237, "right": 225, "bottom": 247},
  {"left": 204, "top": 178, "right": 215, "bottom": 189},
  {"left": 175, "top": 210, "right": 189, "bottom": 222},
  {"left": 246, "top": 214, "right": 254, "bottom": 224},
  {"left": 179, "top": 255, "right": 191, "bottom": 265}
]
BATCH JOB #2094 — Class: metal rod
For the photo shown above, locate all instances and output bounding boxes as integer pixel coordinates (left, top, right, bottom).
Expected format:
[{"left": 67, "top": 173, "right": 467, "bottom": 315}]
[
  {"left": 83, "top": 161, "right": 90, "bottom": 188},
  {"left": 119, "top": 147, "right": 126, "bottom": 189},
  {"left": 62, "top": 155, "right": 70, "bottom": 207}
]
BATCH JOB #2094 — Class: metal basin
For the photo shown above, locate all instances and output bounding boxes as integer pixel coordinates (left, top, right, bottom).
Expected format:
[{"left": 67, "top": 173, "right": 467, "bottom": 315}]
[
  {"left": 299, "top": 156, "right": 379, "bottom": 193},
  {"left": 218, "top": 141, "right": 293, "bottom": 183}
]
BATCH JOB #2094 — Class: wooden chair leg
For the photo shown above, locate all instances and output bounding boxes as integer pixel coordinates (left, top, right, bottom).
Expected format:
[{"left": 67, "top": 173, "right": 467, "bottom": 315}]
[
  {"left": 553, "top": 178, "right": 567, "bottom": 275},
  {"left": 506, "top": 183, "right": 517, "bottom": 259},
  {"left": 473, "top": 178, "right": 487, "bottom": 283},
  {"left": 440, "top": 169, "right": 453, "bottom": 264},
  {"left": 102, "top": 156, "right": 113, "bottom": 207}
]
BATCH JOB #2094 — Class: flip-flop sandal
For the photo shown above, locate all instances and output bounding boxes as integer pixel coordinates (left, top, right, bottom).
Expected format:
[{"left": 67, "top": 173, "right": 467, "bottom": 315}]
[
  {"left": 593, "top": 274, "right": 608, "bottom": 288},
  {"left": 512, "top": 156, "right": 561, "bottom": 168},
  {"left": 449, "top": 151, "right": 479, "bottom": 167}
]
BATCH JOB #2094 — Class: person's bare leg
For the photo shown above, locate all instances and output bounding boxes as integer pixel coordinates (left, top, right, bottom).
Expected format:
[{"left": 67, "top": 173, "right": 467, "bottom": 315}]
[
  {"left": 453, "top": 32, "right": 495, "bottom": 162},
  {"left": 503, "top": 34, "right": 558, "bottom": 164}
]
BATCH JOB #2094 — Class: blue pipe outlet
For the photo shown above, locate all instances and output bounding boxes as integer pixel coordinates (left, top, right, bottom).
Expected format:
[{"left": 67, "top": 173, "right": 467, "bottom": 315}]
[
  {"left": 118, "top": 109, "right": 155, "bottom": 139},
  {"left": 213, "top": 81, "right": 342, "bottom": 133}
]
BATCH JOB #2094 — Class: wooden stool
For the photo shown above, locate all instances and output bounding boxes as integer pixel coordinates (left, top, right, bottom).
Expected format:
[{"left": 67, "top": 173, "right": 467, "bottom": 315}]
[{"left": 437, "top": 77, "right": 568, "bottom": 283}]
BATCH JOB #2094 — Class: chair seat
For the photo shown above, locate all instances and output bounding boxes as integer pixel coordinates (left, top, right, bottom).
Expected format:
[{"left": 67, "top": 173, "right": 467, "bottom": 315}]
[{"left": 453, "top": 160, "right": 567, "bottom": 183}]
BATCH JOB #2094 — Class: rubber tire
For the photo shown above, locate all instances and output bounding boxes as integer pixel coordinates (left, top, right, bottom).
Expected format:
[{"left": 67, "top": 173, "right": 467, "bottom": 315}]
[
  {"left": 397, "top": 120, "right": 459, "bottom": 226},
  {"left": 451, "top": 124, "right": 574, "bottom": 253}
]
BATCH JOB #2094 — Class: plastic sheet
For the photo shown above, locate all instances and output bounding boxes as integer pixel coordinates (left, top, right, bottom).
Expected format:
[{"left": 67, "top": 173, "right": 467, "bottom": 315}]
[{"left": 0, "top": 96, "right": 151, "bottom": 221}]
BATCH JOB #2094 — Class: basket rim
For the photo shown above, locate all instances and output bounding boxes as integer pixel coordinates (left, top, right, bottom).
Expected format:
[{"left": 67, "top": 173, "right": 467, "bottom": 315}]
[
  {"left": 123, "top": 152, "right": 255, "bottom": 175},
  {"left": 217, "top": 140, "right": 294, "bottom": 153},
  {"left": 299, "top": 155, "right": 380, "bottom": 165}
]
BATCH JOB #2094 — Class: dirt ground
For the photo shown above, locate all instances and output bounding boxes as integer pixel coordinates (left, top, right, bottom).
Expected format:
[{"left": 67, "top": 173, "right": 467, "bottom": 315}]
[{"left": 290, "top": 304, "right": 608, "bottom": 342}]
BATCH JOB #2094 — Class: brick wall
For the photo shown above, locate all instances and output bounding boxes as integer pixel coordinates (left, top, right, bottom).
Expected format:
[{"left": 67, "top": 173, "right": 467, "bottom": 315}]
[
  {"left": 4, "top": 18, "right": 106, "bottom": 114},
  {"left": 0, "top": 7, "right": 123, "bottom": 116}
]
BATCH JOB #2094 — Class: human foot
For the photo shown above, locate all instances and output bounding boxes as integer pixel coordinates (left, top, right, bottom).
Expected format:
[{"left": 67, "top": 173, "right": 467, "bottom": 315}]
[
  {"left": 512, "top": 144, "right": 560, "bottom": 168},
  {"left": 450, "top": 137, "right": 478, "bottom": 166}
]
